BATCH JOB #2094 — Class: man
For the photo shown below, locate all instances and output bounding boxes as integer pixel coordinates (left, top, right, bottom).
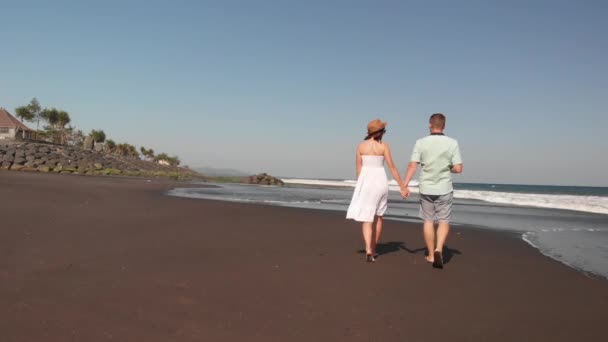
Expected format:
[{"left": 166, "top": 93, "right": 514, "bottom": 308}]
[{"left": 402, "top": 113, "right": 462, "bottom": 269}]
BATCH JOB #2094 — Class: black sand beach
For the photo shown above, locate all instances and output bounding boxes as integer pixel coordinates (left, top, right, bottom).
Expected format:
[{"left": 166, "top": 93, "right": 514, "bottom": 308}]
[{"left": 1, "top": 172, "right": 606, "bottom": 341}]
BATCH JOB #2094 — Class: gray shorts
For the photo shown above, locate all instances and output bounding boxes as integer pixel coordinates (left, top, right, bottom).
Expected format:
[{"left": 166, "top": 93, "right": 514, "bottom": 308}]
[{"left": 419, "top": 192, "right": 453, "bottom": 222}]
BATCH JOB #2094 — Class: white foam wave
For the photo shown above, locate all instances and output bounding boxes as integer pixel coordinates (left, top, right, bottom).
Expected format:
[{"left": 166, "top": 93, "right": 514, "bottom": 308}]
[
  {"left": 281, "top": 179, "right": 608, "bottom": 214},
  {"left": 282, "top": 178, "right": 419, "bottom": 189},
  {"left": 453, "top": 190, "right": 608, "bottom": 215}
]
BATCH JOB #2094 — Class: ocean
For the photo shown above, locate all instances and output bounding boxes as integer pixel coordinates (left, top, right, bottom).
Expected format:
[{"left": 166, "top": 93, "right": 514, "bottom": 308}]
[{"left": 168, "top": 179, "right": 608, "bottom": 279}]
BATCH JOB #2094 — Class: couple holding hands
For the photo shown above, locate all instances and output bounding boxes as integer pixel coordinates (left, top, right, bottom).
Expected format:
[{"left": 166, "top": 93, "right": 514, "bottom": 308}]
[{"left": 346, "top": 113, "right": 463, "bottom": 269}]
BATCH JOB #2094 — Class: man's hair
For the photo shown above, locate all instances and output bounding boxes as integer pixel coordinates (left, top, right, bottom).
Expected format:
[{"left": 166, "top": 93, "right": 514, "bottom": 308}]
[{"left": 429, "top": 113, "right": 446, "bottom": 129}]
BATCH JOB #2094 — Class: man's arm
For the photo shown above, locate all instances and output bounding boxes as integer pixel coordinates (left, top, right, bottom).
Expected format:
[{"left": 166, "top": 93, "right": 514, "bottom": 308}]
[
  {"left": 450, "top": 141, "right": 463, "bottom": 174},
  {"left": 450, "top": 164, "right": 463, "bottom": 173}
]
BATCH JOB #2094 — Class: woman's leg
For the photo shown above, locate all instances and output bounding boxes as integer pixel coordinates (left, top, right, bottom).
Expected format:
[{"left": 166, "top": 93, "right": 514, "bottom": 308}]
[
  {"left": 372, "top": 216, "right": 384, "bottom": 256},
  {"left": 362, "top": 221, "right": 374, "bottom": 255}
]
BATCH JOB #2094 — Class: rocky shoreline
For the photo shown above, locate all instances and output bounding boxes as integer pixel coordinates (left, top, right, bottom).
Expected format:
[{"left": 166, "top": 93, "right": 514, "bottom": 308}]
[
  {"left": 0, "top": 141, "right": 199, "bottom": 179},
  {"left": 244, "top": 173, "right": 285, "bottom": 186},
  {"left": 0, "top": 141, "right": 284, "bottom": 185}
]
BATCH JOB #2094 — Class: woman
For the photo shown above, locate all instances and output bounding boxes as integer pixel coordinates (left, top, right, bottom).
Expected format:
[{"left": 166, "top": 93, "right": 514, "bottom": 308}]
[{"left": 346, "top": 119, "right": 406, "bottom": 262}]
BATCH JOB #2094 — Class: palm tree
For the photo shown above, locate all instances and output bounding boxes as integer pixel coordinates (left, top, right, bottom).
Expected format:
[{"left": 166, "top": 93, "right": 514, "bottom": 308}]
[
  {"left": 15, "top": 98, "right": 44, "bottom": 139},
  {"left": 165, "top": 155, "right": 180, "bottom": 166},
  {"left": 28, "top": 98, "right": 43, "bottom": 137},
  {"left": 139, "top": 147, "right": 155, "bottom": 161},
  {"left": 14, "top": 106, "right": 34, "bottom": 139},
  {"left": 15, "top": 106, "right": 34, "bottom": 123},
  {"left": 64, "top": 126, "right": 83, "bottom": 146},
  {"left": 115, "top": 143, "right": 129, "bottom": 157},
  {"left": 41, "top": 108, "right": 60, "bottom": 143},
  {"left": 105, "top": 139, "right": 116, "bottom": 153},
  {"left": 90, "top": 130, "right": 106, "bottom": 145},
  {"left": 57, "top": 111, "right": 71, "bottom": 145}
]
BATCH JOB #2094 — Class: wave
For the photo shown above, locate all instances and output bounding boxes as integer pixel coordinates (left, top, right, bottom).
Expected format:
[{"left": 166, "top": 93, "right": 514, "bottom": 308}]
[
  {"left": 280, "top": 178, "right": 608, "bottom": 214},
  {"left": 282, "top": 178, "right": 419, "bottom": 188},
  {"left": 453, "top": 190, "right": 608, "bottom": 215}
]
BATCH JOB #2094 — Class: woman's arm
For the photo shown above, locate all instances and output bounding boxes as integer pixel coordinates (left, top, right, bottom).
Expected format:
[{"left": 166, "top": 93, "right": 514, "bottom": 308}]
[
  {"left": 384, "top": 143, "right": 407, "bottom": 193},
  {"left": 355, "top": 146, "right": 363, "bottom": 178},
  {"left": 403, "top": 162, "right": 419, "bottom": 187}
]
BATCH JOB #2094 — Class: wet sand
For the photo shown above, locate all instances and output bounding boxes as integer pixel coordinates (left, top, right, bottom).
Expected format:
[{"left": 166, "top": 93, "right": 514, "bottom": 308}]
[{"left": 0, "top": 171, "right": 606, "bottom": 341}]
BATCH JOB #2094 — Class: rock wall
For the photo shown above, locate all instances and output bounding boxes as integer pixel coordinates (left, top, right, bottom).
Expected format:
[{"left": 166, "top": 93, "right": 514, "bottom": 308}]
[{"left": 0, "top": 141, "right": 199, "bottom": 179}]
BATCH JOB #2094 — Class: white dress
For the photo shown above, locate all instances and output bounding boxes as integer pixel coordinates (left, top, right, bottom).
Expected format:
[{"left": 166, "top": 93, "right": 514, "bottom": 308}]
[{"left": 346, "top": 155, "right": 389, "bottom": 222}]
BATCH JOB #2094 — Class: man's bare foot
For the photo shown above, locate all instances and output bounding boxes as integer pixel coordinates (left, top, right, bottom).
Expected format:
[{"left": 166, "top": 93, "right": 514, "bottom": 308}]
[
  {"left": 425, "top": 256, "right": 434, "bottom": 263},
  {"left": 432, "top": 250, "right": 444, "bottom": 269}
]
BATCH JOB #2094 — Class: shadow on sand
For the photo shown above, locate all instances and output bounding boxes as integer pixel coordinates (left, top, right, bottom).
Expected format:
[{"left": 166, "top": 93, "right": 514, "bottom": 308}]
[{"left": 357, "top": 241, "right": 462, "bottom": 264}]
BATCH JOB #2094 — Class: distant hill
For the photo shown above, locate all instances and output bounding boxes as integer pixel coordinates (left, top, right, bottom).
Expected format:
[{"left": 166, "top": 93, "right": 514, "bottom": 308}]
[{"left": 194, "top": 167, "right": 249, "bottom": 177}]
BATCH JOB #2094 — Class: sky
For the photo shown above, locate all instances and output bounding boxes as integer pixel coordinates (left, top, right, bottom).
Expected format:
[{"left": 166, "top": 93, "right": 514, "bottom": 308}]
[{"left": 1, "top": 0, "right": 607, "bottom": 186}]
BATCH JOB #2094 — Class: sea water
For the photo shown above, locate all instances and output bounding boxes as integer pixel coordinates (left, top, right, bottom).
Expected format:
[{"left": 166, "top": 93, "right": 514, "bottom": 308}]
[{"left": 168, "top": 179, "right": 608, "bottom": 279}]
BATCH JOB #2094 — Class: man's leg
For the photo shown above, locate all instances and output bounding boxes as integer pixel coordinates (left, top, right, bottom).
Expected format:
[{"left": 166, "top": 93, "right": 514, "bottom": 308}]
[
  {"left": 434, "top": 192, "right": 454, "bottom": 257},
  {"left": 436, "top": 221, "right": 449, "bottom": 253},
  {"left": 419, "top": 194, "right": 437, "bottom": 262},
  {"left": 423, "top": 220, "right": 435, "bottom": 262}
]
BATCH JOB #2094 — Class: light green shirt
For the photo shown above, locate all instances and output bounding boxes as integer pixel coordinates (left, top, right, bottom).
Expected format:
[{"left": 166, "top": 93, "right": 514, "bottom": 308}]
[{"left": 410, "top": 134, "right": 462, "bottom": 195}]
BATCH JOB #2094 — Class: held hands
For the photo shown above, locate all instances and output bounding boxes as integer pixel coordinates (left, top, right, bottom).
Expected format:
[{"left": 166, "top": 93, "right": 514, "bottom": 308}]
[{"left": 399, "top": 184, "right": 410, "bottom": 199}]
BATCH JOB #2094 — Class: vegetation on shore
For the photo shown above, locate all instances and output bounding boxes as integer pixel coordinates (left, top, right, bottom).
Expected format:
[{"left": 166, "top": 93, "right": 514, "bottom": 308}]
[
  {"left": 8, "top": 98, "right": 282, "bottom": 184},
  {"left": 14, "top": 98, "right": 182, "bottom": 165}
]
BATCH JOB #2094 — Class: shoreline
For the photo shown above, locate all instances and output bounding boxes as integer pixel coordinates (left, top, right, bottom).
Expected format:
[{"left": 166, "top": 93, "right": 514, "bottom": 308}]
[
  {"left": 169, "top": 184, "right": 608, "bottom": 280},
  {"left": 1, "top": 171, "right": 606, "bottom": 341}
]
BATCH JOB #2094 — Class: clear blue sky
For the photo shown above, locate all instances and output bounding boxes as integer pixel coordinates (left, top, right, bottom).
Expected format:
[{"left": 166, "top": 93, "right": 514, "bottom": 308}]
[{"left": 1, "top": 0, "right": 606, "bottom": 186}]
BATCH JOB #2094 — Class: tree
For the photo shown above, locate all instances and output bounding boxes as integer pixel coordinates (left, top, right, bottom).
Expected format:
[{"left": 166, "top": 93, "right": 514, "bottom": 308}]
[
  {"left": 140, "top": 146, "right": 155, "bottom": 161},
  {"left": 28, "top": 98, "right": 43, "bottom": 135},
  {"left": 169, "top": 155, "right": 181, "bottom": 166},
  {"left": 15, "top": 106, "right": 34, "bottom": 123},
  {"left": 90, "top": 129, "right": 106, "bottom": 143},
  {"left": 67, "top": 127, "right": 84, "bottom": 147},
  {"left": 57, "top": 111, "right": 71, "bottom": 145},
  {"left": 14, "top": 98, "right": 43, "bottom": 134},
  {"left": 14, "top": 106, "right": 34, "bottom": 139},
  {"left": 41, "top": 108, "right": 60, "bottom": 143},
  {"left": 105, "top": 139, "right": 116, "bottom": 153},
  {"left": 128, "top": 144, "right": 139, "bottom": 158},
  {"left": 154, "top": 152, "right": 180, "bottom": 166}
]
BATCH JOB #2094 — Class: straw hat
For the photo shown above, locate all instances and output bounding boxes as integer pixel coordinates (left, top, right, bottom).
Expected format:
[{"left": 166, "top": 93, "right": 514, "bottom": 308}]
[{"left": 367, "top": 119, "right": 387, "bottom": 135}]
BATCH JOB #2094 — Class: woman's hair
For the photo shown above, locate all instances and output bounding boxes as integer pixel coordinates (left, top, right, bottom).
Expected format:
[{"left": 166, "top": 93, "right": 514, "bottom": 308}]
[{"left": 364, "top": 129, "right": 386, "bottom": 141}]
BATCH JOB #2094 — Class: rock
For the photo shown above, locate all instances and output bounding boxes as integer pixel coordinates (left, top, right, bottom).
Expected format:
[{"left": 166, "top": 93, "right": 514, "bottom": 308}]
[
  {"left": 94, "top": 162, "right": 103, "bottom": 170},
  {"left": 25, "top": 155, "right": 36, "bottom": 161},
  {"left": 1, "top": 161, "right": 11, "bottom": 169},
  {"left": 37, "top": 165, "right": 52, "bottom": 173},
  {"left": 245, "top": 173, "right": 284, "bottom": 186},
  {"left": 2, "top": 154, "right": 14, "bottom": 162},
  {"left": 13, "top": 157, "right": 26, "bottom": 165},
  {"left": 10, "top": 164, "right": 25, "bottom": 171},
  {"left": 83, "top": 136, "right": 94, "bottom": 150},
  {"left": 15, "top": 150, "right": 25, "bottom": 157}
]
